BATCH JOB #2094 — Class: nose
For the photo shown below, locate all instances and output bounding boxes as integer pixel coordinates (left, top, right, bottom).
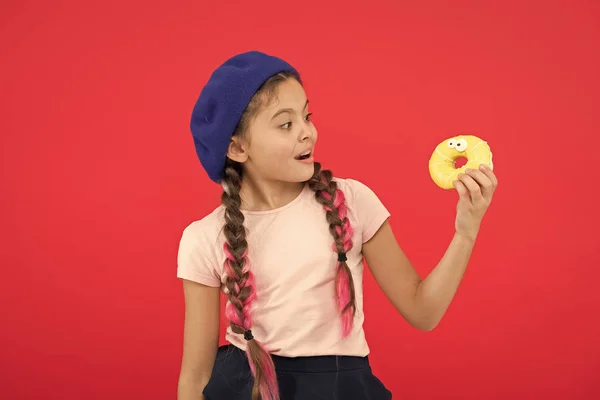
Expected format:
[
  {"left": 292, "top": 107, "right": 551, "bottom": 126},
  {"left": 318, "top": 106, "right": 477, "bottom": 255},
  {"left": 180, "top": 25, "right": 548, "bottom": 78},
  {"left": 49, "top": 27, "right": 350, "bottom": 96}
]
[{"left": 299, "top": 124, "right": 314, "bottom": 142}]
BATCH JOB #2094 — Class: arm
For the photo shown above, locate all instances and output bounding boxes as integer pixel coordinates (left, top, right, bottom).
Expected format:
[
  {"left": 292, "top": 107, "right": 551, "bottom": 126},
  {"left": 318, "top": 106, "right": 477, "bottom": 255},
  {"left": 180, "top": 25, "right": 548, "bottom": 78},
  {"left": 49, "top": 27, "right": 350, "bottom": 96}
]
[
  {"left": 363, "top": 165, "right": 498, "bottom": 331},
  {"left": 177, "top": 279, "right": 221, "bottom": 400},
  {"left": 363, "top": 221, "right": 475, "bottom": 331}
]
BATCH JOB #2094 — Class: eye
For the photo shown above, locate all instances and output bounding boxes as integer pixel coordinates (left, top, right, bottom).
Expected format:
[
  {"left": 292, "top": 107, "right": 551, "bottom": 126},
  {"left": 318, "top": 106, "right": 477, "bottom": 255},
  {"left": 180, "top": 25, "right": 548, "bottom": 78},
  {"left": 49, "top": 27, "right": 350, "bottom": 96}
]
[
  {"left": 304, "top": 112, "right": 313, "bottom": 122},
  {"left": 447, "top": 139, "right": 456, "bottom": 148},
  {"left": 280, "top": 122, "right": 292, "bottom": 129},
  {"left": 455, "top": 139, "right": 468, "bottom": 152}
]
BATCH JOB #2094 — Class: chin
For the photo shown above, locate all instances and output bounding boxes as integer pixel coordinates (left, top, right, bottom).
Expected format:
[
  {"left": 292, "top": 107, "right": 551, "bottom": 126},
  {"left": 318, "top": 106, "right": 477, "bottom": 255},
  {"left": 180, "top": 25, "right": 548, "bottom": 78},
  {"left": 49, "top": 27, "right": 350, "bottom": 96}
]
[
  {"left": 298, "top": 163, "right": 317, "bottom": 181},
  {"left": 281, "top": 164, "right": 316, "bottom": 183}
]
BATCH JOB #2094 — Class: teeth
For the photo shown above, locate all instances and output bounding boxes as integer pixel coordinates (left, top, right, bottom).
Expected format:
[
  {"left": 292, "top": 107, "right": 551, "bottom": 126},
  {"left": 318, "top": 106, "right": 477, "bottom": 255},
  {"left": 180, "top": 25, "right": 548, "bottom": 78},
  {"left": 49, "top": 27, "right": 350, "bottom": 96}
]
[{"left": 296, "top": 149, "right": 312, "bottom": 159}]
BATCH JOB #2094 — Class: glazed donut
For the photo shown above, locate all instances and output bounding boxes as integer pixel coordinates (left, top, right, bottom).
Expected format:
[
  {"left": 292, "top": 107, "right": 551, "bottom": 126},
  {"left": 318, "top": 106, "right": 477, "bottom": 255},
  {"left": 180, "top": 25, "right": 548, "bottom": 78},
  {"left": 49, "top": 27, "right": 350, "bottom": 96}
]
[{"left": 428, "top": 135, "right": 493, "bottom": 189}]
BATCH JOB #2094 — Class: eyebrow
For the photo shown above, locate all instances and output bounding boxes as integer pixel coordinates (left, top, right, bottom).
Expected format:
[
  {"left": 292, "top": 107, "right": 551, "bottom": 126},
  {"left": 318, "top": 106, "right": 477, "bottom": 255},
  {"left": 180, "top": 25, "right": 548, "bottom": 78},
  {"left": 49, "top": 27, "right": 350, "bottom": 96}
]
[{"left": 270, "top": 100, "right": 309, "bottom": 120}]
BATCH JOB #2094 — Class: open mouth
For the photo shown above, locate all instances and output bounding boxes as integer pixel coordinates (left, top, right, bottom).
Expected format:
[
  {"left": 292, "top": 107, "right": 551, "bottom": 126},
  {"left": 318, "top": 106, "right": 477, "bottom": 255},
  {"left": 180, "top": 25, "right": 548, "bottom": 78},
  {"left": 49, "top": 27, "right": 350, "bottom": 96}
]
[{"left": 295, "top": 150, "right": 312, "bottom": 160}]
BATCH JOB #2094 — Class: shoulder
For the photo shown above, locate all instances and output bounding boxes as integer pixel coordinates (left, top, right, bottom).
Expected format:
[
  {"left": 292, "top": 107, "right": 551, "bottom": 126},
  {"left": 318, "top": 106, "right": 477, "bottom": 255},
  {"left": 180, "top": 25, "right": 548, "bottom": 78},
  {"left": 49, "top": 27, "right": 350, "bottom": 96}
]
[
  {"left": 176, "top": 206, "right": 226, "bottom": 286},
  {"left": 332, "top": 176, "right": 381, "bottom": 202},
  {"left": 178, "top": 206, "right": 226, "bottom": 256},
  {"left": 332, "top": 176, "right": 390, "bottom": 243}
]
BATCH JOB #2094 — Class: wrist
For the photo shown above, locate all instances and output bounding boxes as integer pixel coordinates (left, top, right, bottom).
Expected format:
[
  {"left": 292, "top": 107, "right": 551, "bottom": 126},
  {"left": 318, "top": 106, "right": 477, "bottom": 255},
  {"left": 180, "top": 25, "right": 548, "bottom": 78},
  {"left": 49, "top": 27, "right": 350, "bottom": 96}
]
[{"left": 454, "top": 229, "right": 478, "bottom": 244}]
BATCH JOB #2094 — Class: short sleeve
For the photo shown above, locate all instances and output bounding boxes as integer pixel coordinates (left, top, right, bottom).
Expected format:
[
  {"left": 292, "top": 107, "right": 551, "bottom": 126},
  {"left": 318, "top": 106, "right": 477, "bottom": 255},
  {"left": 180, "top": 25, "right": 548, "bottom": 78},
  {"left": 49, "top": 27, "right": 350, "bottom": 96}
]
[
  {"left": 346, "top": 179, "right": 391, "bottom": 243},
  {"left": 176, "top": 221, "right": 222, "bottom": 287}
]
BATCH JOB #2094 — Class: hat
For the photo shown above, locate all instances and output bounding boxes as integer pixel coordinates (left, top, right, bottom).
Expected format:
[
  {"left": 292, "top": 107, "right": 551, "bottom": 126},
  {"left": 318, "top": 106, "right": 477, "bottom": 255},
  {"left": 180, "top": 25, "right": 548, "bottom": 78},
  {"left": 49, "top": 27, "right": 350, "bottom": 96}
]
[{"left": 190, "top": 51, "right": 300, "bottom": 183}]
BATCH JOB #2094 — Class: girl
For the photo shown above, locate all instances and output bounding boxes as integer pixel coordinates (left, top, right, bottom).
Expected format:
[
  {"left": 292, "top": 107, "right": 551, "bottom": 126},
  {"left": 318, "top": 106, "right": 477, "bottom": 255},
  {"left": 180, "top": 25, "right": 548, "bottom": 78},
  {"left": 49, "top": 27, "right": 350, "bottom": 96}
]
[{"left": 176, "top": 51, "right": 498, "bottom": 400}]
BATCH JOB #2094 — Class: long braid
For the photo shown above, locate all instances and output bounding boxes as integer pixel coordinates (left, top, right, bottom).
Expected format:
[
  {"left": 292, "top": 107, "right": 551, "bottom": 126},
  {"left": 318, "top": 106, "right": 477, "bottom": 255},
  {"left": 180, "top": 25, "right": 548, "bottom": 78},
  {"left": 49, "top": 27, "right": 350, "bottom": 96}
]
[
  {"left": 308, "top": 162, "right": 357, "bottom": 337},
  {"left": 221, "top": 161, "right": 279, "bottom": 400},
  {"left": 215, "top": 71, "right": 355, "bottom": 399}
]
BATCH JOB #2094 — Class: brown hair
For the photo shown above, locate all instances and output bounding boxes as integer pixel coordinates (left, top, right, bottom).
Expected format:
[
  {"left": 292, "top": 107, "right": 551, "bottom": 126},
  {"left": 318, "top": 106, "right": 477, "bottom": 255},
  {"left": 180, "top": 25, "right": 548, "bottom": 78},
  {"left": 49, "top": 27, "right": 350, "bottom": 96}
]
[{"left": 220, "top": 71, "right": 356, "bottom": 400}]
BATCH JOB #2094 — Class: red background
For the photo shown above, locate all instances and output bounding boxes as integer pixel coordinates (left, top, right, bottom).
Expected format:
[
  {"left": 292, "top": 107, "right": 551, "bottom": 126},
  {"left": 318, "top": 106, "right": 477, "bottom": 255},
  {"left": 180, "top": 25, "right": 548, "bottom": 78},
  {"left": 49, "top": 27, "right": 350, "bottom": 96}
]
[{"left": 2, "top": 0, "right": 599, "bottom": 398}]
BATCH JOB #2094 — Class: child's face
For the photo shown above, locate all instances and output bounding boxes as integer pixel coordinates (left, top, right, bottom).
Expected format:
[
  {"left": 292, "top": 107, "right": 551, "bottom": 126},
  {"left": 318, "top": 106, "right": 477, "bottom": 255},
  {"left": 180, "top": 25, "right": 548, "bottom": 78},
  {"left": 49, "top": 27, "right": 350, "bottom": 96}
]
[{"left": 232, "top": 78, "right": 318, "bottom": 184}]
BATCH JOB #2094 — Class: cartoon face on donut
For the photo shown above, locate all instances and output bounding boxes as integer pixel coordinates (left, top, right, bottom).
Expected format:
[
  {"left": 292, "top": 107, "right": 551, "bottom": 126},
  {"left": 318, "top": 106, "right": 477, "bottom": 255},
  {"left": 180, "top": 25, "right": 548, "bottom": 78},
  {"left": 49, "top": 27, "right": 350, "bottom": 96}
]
[
  {"left": 447, "top": 138, "right": 468, "bottom": 153},
  {"left": 428, "top": 135, "right": 493, "bottom": 189}
]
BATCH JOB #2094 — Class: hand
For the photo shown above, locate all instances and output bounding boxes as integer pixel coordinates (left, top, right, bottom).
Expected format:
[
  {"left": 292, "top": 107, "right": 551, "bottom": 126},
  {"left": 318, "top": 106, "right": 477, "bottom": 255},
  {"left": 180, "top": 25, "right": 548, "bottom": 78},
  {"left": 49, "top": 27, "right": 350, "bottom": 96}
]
[{"left": 452, "top": 164, "right": 498, "bottom": 241}]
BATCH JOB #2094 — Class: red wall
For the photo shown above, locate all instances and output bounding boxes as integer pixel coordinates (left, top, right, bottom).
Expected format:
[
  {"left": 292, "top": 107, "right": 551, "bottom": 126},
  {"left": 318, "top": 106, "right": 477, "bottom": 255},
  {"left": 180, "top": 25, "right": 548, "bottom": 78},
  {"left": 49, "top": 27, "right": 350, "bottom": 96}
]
[{"left": 2, "top": 0, "right": 599, "bottom": 398}]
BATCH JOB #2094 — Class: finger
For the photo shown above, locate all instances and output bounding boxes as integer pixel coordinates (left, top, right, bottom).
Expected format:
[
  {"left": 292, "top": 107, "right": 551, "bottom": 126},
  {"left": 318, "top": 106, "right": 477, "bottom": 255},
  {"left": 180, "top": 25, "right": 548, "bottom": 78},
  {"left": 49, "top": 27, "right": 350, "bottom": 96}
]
[
  {"left": 453, "top": 179, "right": 469, "bottom": 200},
  {"left": 465, "top": 168, "right": 494, "bottom": 198},
  {"left": 479, "top": 164, "right": 498, "bottom": 187},
  {"left": 458, "top": 173, "right": 483, "bottom": 202}
]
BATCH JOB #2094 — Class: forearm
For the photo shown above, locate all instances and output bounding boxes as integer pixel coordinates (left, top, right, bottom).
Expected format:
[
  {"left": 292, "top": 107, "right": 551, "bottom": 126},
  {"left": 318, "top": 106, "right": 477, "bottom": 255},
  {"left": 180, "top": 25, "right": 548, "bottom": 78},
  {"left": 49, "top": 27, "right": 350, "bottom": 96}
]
[{"left": 415, "top": 231, "right": 476, "bottom": 329}]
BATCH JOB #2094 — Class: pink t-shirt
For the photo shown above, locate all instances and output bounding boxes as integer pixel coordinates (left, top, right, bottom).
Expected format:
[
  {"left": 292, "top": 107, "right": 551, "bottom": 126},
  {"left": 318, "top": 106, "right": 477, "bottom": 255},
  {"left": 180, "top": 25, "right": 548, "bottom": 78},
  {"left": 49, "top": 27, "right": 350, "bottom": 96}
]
[{"left": 176, "top": 177, "right": 390, "bottom": 357}]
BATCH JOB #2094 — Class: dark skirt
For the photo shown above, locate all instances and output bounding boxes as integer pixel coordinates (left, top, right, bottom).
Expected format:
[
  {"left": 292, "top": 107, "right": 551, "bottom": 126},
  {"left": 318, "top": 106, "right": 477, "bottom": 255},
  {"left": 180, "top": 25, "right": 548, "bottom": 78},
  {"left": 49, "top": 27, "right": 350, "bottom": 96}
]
[{"left": 203, "top": 344, "right": 392, "bottom": 400}]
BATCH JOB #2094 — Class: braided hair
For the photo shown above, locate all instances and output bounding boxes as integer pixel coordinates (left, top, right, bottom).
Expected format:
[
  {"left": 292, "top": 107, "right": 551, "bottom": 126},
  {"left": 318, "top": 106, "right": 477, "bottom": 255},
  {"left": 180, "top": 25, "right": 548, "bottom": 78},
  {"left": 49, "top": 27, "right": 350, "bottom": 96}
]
[{"left": 219, "top": 72, "right": 356, "bottom": 400}]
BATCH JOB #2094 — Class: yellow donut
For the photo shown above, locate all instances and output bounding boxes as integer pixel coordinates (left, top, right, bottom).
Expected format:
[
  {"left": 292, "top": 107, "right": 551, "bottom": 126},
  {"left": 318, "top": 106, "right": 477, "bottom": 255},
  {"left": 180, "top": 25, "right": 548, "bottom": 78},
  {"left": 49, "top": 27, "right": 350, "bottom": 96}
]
[{"left": 428, "top": 135, "right": 494, "bottom": 189}]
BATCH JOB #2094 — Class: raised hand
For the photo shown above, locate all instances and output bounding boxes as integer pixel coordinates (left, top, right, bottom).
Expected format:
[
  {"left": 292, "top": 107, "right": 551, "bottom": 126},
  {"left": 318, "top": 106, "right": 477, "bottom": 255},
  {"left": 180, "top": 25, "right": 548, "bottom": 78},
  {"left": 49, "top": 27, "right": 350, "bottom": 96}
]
[{"left": 453, "top": 164, "right": 498, "bottom": 241}]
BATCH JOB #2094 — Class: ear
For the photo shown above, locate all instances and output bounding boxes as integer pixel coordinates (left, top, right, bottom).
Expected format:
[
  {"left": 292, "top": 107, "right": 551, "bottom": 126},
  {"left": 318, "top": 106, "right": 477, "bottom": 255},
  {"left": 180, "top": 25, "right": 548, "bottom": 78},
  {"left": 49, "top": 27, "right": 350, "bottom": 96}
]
[{"left": 226, "top": 136, "right": 249, "bottom": 163}]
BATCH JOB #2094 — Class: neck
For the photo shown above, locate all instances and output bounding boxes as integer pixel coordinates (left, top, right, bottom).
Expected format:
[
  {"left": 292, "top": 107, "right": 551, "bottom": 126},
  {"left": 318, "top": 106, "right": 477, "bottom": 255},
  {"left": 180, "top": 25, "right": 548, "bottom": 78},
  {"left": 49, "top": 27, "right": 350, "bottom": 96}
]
[{"left": 238, "top": 177, "right": 306, "bottom": 212}]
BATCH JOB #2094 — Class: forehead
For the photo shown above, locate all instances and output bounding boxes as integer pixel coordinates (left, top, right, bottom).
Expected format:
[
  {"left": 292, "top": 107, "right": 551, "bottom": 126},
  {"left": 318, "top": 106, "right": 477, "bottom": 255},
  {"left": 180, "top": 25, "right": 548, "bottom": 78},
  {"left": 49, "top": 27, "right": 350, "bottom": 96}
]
[{"left": 263, "top": 79, "right": 307, "bottom": 111}]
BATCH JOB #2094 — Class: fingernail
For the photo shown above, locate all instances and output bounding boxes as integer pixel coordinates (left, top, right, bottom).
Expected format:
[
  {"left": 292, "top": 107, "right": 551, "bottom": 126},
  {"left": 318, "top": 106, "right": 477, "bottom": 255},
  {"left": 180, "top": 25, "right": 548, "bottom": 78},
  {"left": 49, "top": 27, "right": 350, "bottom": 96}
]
[{"left": 479, "top": 164, "right": 487, "bottom": 170}]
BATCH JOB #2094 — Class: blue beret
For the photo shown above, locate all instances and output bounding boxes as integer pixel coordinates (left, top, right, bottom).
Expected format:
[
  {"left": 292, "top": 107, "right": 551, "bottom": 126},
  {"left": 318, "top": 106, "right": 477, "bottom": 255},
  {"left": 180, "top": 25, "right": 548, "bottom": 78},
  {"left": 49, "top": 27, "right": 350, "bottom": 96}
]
[{"left": 190, "top": 51, "right": 300, "bottom": 183}]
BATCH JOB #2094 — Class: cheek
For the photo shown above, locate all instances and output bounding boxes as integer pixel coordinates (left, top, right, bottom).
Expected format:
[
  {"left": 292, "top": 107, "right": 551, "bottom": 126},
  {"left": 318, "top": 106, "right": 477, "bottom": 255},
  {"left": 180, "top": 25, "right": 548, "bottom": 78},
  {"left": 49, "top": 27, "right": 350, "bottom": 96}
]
[
  {"left": 270, "top": 146, "right": 294, "bottom": 164},
  {"left": 255, "top": 140, "right": 293, "bottom": 165}
]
